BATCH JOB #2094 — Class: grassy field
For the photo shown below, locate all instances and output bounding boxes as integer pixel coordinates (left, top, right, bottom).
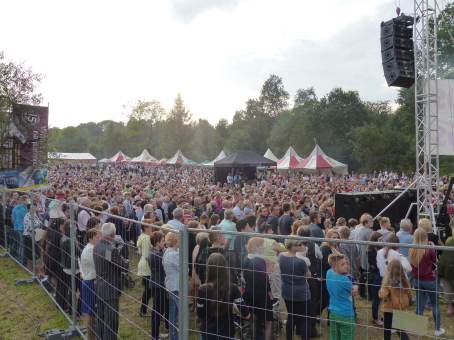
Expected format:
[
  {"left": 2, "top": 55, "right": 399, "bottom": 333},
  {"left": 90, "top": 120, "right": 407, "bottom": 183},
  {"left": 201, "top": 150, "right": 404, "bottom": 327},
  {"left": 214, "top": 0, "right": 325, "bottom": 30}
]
[
  {"left": 1, "top": 245, "right": 453, "bottom": 340},
  {"left": 0, "top": 254, "right": 69, "bottom": 340}
]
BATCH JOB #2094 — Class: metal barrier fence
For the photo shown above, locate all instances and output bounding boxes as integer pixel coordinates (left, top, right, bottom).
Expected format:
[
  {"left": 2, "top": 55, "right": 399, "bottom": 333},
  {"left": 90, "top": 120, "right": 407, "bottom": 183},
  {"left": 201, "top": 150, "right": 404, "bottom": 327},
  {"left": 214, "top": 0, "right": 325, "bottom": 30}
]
[{"left": 1, "top": 190, "right": 454, "bottom": 340}]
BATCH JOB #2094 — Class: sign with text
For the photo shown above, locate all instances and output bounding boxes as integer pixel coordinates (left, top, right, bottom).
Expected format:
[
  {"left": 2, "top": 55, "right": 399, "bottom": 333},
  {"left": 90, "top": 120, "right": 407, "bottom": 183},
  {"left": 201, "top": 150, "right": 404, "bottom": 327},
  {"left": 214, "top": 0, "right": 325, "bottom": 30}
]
[{"left": 0, "top": 104, "right": 48, "bottom": 190}]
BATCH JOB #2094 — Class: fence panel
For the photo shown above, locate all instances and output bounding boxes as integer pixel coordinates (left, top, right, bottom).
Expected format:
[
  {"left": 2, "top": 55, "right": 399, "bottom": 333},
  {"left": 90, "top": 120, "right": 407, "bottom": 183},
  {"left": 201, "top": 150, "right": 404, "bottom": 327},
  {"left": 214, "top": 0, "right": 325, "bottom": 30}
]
[{"left": 1, "top": 189, "right": 454, "bottom": 340}]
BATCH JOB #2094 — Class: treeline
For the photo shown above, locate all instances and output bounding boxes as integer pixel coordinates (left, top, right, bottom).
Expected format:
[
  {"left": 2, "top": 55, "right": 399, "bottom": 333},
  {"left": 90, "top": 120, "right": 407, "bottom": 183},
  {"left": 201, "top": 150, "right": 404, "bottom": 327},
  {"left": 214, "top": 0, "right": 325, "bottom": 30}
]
[{"left": 48, "top": 79, "right": 416, "bottom": 172}]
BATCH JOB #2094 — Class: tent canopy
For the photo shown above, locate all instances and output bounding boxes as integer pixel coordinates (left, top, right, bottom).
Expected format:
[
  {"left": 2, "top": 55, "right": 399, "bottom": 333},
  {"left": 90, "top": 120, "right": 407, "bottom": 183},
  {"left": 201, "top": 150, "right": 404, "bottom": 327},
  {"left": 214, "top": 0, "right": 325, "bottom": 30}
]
[
  {"left": 48, "top": 152, "right": 96, "bottom": 161},
  {"left": 109, "top": 151, "right": 130, "bottom": 162},
  {"left": 215, "top": 150, "right": 276, "bottom": 167},
  {"left": 298, "top": 144, "right": 348, "bottom": 174},
  {"left": 203, "top": 150, "right": 227, "bottom": 167},
  {"left": 263, "top": 148, "right": 278, "bottom": 162},
  {"left": 166, "top": 150, "right": 194, "bottom": 165},
  {"left": 277, "top": 146, "right": 303, "bottom": 170},
  {"left": 131, "top": 149, "right": 157, "bottom": 163}
]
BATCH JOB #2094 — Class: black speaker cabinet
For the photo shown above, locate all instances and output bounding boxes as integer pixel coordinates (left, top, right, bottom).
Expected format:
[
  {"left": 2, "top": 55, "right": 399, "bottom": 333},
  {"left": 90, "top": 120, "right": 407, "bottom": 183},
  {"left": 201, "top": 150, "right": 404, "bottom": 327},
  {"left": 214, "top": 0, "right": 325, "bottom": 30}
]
[{"left": 335, "top": 190, "right": 417, "bottom": 230}]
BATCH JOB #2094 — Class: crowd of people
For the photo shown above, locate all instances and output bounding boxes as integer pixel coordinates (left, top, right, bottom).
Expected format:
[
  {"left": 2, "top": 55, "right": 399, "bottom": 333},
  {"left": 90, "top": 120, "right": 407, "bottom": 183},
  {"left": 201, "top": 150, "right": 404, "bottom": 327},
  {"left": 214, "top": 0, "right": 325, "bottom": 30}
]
[{"left": 1, "top": 163, "right": 453, "bottom": 340}]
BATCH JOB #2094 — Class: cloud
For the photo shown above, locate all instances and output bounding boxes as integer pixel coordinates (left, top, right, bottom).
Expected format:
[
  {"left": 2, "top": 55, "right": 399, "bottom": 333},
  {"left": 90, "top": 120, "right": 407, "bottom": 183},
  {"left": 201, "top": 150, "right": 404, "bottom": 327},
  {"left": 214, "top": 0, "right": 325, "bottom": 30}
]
[{"left": 171, "top": 0, "right": 239, "bottom": 22}]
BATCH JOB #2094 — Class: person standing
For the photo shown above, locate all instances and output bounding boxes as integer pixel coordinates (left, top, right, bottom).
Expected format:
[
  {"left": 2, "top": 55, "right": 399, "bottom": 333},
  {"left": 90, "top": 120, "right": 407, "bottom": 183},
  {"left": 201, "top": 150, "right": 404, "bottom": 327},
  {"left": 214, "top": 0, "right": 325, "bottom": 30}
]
[
  {"left": 80, "top": 229, "right": 100, "bottom": 340},
  {"left": 11, "top": 195, "right": 28, "bottom": 265},
  {"left": 197, "top": 253, "right": 250, "bottom": 340},
  {"left": 93, "top": 223, "right": 127, "bottom": 340},
  {"left": 353, "top": 213, "right": 374, "bottom": 298},
  {"left": 137, "top": 223, "right": 153, "bottom": 316},
  {"left": 163, "top": 232, "right": 180, "bottom": 340},
  {"left": 218, "top": 209, "right": 237, "bottom": 251},
  {"left": 148, "top": 231, "right": 169, "bottom": 340},
  {"left": 378, "top": 259, "right": 411, "bottom": 340},
  {"left": 279, "top": 239, "right": 312, "bottom": 340},
  {"left": 308, "top": 210, "right": 324, "bottom": 242},
  {"left": 326, "top": 253, "right": 357, "bottom": 340},
  {"left": 396, "top": 219, "right": 414, "bottom": 259},
  {"left": 409, "top": 228, "right": 445, "bottom": 337},
  {"left": 278, "top": 203, "right": 293, "bottom": 236}
]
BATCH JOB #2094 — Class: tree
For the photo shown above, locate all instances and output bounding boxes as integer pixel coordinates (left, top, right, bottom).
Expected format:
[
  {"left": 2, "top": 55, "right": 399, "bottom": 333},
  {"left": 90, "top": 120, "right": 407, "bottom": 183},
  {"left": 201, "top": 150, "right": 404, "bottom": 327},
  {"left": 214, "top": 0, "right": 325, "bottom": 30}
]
[
  {"left": 294, "top": 87, "right": 317, "bottom": 108},
  {"left": 0, "top": 52, "right": 42, "bottom": 108},
  {"left": 437, "top": 3, "right": 454, "bottom": 78},
  {"left": 169, "top": 93, "right": 192, "bottom": 124},
  {"left": 128, "top": 99, "right": 166, "bottom": 125},
  {"left": 259, "top": 74, "right": 289, "bottom": 117}
]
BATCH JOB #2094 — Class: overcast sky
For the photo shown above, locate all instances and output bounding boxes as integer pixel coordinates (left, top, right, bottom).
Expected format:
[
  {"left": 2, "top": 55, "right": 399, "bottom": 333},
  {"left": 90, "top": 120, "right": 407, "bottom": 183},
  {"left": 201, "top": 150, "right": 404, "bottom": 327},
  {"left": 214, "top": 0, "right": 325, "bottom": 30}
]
[{"left": 1, "top": 0, "right": 415, "bottom": 128}]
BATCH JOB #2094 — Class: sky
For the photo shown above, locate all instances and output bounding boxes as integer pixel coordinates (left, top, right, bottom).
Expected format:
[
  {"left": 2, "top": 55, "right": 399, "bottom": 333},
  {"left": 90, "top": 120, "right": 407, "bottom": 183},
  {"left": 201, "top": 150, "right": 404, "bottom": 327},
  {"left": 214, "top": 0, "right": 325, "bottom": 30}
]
[{"left": 1, "top": 0, "right": 416, "bottom": 128}]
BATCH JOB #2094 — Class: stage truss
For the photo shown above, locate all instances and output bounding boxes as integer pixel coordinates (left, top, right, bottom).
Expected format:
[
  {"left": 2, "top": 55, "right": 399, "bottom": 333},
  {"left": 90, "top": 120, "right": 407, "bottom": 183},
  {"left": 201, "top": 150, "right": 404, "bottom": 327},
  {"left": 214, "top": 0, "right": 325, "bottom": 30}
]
[{"left": 414, "top": 0, "right": 440, "bottom": 224}]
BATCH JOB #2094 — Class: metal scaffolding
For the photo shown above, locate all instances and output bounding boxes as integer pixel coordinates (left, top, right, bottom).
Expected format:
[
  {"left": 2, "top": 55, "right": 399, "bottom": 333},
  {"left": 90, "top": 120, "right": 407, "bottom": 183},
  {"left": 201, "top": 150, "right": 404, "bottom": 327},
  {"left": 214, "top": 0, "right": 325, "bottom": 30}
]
[{"left": 414, "top": 0, "right": 440, "bottom": 224}]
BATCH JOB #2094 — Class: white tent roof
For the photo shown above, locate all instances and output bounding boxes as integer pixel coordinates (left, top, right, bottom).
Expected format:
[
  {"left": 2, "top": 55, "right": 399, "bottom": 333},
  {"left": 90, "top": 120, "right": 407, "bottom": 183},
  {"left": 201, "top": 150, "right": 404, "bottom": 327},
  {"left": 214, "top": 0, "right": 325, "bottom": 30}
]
[
  {"left": 263, "top": 148, "right": 278, "bottom": 162},
  {"left": 99, "top": 158, "right": 109, "bottom": 163},
  {"left": 166, "top": 150, "right": 194, "bottom": 165},
  {"left": 109, "top": 151, "right": 131, "bottom": 162},
  {"left": 203, "top": 150, "right": 227, "bottom": 167},
  {"left": 131, "top": 149, "right": 157, "bottom": 163},
  {"left": 277, "top": 146, "right": 304, "bottom": 170},
  {"left": 48, "top": 152, "right": 96, "bottom": 161},
  {"left": 298, "top": 144, "right": 348, "bottom": 174}
]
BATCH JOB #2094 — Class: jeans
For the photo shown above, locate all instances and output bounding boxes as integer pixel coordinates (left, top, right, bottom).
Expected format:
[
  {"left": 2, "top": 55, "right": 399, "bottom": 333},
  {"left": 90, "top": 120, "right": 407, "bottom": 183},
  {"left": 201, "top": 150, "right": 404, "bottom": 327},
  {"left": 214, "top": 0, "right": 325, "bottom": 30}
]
[
  {"left": 415, "top": 279, "right": 441, "bottom": 330},
  {"left": 371, "top": 275, "right": 382, "bottom": 320},
  {"left": 140, "top": 277, "right": 152, "bottom": 314},
  {"left": 284, "top": 299, "right": 311, "bottom": 340},
  {"left": 152, "top": 285, "right": 169, "bottom": 340},
  {"left": 11, "top": 230, "right": 25, "bottom": 264},
  {"left": 168, "top": 291, "right": 179, "bottom": 340}
]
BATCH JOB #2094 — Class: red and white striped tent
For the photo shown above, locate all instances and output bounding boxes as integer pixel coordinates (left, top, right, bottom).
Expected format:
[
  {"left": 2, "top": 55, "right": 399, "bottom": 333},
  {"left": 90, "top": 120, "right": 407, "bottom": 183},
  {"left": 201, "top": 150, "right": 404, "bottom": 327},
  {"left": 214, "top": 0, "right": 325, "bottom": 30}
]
[
  {"left": 277, "top": 146, "right": 303, "bottom": 170},
  {"left": 298, "top": 144, "right": 348, "bottom": 174},
  {"left": 109, "top": 151, "right": 131, "bottom": 162}
]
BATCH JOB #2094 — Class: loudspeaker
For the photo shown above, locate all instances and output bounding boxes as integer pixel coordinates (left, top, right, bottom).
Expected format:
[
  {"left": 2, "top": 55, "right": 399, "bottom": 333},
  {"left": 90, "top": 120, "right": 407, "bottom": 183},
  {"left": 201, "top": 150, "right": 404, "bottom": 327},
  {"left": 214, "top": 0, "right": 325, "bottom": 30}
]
[
  {"left": 381, "top": 15, "right": 415, "bottom": 88},
  {"left": 335, "top": 190, "right": 417, "bottom": 230}
]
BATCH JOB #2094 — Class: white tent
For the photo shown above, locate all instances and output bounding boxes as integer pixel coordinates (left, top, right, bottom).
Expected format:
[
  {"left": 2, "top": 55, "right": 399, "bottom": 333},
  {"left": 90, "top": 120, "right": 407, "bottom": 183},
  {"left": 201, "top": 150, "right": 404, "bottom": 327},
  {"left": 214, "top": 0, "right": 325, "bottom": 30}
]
[
  {"left": 202, "top": 150, "right": 227, "bottom": 167},
  {"left": 166, "top": 150, "right": 194, "bottom": 165},
  {"left": 109, "top": 151, "right": 130, "bottom": 162},
  {"left": 99, "top": 158, "right": 110, "bottom": 163},
  {"left": 131, "top": 149, "right": 157, "bottom": 163},
  {"left": 277, "top": 146, "right": 304, "bottom": 170},
  {"left": 263, "top": 148, "right": 278, "bottom": 162},
  {"left": 48, "top": 152, "right": 97, "bottom": 164},
  {"left": 298, "top": 144, "right": 348, "bottom": 174}
]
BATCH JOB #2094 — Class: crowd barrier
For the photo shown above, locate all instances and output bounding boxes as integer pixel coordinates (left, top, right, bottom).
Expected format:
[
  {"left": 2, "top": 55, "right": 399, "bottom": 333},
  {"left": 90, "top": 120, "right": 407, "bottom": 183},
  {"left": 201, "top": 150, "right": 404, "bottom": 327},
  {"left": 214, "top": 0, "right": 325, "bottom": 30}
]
[{"left": 1, "top": 190, "right": 453, "bottom": 340}]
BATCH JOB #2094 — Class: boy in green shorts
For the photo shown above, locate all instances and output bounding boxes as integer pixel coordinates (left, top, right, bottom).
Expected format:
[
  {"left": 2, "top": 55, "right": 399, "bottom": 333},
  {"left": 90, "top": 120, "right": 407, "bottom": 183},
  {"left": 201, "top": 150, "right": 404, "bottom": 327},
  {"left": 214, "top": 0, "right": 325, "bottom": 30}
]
[{"left": 326, "top": 253, "right": 357, "bottom": 340}]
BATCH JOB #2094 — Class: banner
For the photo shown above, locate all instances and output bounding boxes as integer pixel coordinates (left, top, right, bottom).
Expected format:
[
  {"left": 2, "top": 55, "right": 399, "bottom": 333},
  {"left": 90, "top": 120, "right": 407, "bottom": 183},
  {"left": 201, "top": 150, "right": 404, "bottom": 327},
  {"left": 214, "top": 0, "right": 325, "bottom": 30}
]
[
  {"left": 436, "top": 79, "right": 454, "bottom": 156},
  {"left": 0, "top": 104, "right": 49, "bottom": 190}
]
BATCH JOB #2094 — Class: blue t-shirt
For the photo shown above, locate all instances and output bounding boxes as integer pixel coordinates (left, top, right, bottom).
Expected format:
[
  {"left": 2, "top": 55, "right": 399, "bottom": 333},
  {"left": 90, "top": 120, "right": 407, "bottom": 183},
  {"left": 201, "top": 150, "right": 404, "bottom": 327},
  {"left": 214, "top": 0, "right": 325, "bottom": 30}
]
[
  {"left": 12, "top": 204, "right": 27, "bottom": 231},
  {"left": 326, "top": 269, "right": 354, "bottom": 317}
]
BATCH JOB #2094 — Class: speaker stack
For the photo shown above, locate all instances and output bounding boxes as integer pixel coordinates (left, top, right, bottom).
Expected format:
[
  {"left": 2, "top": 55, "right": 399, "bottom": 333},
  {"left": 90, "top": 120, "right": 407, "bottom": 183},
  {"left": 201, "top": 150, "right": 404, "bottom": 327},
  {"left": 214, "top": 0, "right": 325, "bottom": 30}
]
[{"left": 381, "top": 15, "right": 415, "bottom": 88}]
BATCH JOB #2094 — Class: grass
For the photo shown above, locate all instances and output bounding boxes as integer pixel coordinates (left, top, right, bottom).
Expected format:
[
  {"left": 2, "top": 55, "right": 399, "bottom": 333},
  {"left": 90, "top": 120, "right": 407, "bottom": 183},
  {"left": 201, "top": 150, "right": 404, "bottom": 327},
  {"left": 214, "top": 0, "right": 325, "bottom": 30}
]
[
  {"left": 0, "top": 254, "right": 69, "bottom": 340},
  {"left": 1, "top": 245, "right": 453, "bottom": 340}
]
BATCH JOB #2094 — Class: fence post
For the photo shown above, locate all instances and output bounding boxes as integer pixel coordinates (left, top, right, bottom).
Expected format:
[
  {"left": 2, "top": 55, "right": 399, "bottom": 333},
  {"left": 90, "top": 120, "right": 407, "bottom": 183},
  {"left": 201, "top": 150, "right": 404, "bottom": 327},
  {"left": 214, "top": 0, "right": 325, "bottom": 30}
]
[
  {"left": 178, "top": 228, "right": 189, "bottom": 340},
  {"left": 30, "top": 193, "right": 37, "bottom": 278},
  {"left": 69, "top": 203, "right": 78, "bottom": 329},
  {"left": 2, "top": 191, "right": 7, "bottom": 252}
]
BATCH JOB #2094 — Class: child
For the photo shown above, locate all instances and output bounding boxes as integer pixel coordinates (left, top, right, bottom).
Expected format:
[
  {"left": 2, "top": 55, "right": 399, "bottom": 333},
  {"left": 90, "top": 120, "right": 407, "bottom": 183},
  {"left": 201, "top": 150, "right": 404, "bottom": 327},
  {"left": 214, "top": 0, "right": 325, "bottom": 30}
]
[
  {"left": 378, "top": 259, "right": 411, "bottom": 340},
  {"left": 326, "top": 253, "right": 356, "bottom": 340}
]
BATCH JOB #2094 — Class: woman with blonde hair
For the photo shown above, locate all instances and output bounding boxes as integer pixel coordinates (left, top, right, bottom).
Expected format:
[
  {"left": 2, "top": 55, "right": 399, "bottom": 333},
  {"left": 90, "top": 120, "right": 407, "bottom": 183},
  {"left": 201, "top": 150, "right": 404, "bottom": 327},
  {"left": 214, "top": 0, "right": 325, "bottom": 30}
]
[
  {"left": 419, "top": 218, "right": 443, "bottom": 246},
  {"left": 408, "top": 228, "right": 445, "bottom": 337},
  {"left": 163, "top": 232, "right": 180, "bottom": 340}
]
